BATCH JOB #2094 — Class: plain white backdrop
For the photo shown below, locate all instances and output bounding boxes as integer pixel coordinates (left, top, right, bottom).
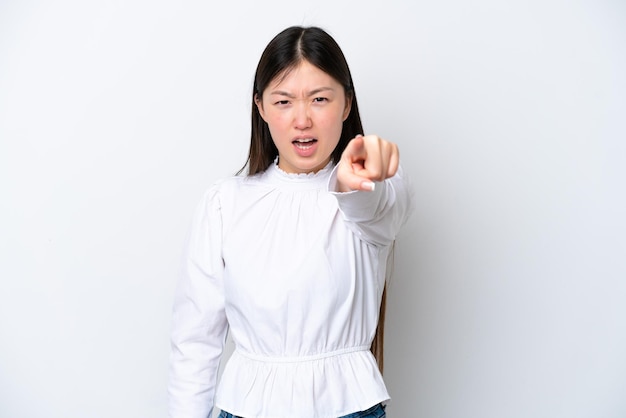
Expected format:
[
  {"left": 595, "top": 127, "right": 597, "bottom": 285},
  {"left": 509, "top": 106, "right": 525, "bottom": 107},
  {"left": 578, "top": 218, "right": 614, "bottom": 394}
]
[{"left": 1, "top": 1, "right": 625, "bottom": 417}]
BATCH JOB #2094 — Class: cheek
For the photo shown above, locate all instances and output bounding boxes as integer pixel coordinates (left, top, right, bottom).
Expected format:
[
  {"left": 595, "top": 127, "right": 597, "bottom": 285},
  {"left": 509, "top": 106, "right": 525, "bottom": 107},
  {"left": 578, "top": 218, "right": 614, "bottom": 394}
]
[
  {"left": 315, "top": 106, "right": 343, "bottom": 123},
  {"left": 268, "top": 122, "right": 295, "bottom": 148},
  {"left": 265, "top": 113, "right": 289, "bottom": 133},
  {"left": 320, "top": 110, "right": 346, "bottom": 132}
]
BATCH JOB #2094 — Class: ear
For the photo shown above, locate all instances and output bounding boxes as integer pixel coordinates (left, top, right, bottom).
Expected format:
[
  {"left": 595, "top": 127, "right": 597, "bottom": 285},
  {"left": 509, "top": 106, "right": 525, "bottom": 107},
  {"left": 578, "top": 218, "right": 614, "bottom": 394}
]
[
  {"left": 342, "top": 95, "right": 352, "bottom": 121},
  {"left": 255, "top": 93, "right": 267, "bottom": 121}
]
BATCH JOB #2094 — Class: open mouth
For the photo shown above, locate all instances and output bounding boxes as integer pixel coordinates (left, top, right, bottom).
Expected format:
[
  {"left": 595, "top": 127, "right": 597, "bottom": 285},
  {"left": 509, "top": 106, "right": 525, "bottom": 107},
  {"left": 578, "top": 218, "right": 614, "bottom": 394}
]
[{"left": 292, "top": 138, "right": 317, "bottom": 149}]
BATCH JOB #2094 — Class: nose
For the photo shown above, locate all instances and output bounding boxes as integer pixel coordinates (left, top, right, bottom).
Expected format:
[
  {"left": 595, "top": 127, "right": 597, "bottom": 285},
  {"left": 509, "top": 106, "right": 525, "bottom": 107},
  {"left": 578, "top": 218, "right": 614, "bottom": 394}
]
[{"left": 293, "top": 102, "right": 311, "bottom": 130}]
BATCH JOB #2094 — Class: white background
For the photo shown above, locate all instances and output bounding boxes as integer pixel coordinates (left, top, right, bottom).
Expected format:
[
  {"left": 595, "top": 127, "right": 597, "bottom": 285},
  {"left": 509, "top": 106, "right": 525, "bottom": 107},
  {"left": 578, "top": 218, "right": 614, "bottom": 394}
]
[{"left": 1, "top": 1, "right": 625, "bottom": 417}]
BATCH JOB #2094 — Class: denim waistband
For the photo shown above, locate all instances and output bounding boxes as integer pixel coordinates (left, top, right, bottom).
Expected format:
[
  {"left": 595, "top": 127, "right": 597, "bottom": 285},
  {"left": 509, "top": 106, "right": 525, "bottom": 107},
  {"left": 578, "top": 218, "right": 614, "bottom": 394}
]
[{"left": 218, "top": 402, "right": 386, "bottom": 418}]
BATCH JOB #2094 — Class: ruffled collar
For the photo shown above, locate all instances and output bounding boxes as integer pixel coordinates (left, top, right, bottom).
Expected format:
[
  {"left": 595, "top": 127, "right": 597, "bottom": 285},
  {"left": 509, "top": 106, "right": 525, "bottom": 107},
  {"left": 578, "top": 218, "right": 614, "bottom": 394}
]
[{"left": 264, "top": 157, "right": 334, "bottom": 188}]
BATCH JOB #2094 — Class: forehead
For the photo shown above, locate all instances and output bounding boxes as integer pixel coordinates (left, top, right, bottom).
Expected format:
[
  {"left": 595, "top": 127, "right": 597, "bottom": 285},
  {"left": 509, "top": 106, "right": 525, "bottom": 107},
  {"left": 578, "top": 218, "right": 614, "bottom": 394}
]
[{"left": 268, "top": 60, "right": 340, "bottom": 91}]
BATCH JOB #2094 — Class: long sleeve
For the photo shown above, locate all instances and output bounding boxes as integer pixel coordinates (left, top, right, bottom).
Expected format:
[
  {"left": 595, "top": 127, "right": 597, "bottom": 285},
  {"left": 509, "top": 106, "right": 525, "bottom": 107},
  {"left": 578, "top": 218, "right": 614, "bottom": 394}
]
[
  {"left": 328, "top": 165, "right": 413, "bottom": 246},
  {"left": 169, "top": 186, "right": 229, "bottom": 418}
]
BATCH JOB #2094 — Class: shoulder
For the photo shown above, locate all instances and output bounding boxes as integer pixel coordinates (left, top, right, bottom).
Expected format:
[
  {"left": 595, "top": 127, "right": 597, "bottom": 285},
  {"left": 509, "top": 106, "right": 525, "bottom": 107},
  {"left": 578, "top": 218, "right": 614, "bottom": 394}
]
[
  {"left": 199, "top": 172, "right": 271, "bottom": 206},
  {"left": 202, "top": 174, "right": 250, "bottom": 195}
]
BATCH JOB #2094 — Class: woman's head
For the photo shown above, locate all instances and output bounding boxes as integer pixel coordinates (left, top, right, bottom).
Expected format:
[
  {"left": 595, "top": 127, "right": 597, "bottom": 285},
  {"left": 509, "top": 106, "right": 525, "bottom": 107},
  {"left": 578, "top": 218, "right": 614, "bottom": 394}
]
[{"left": 243, "top": 26, "right": 364, "bottom": 175}]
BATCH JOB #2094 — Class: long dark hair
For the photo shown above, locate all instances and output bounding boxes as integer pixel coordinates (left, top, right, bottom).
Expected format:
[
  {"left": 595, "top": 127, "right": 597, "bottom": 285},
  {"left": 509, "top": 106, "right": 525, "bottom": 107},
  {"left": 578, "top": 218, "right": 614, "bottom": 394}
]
[{"left": 240, "top": 26, "right": 364, "bottom": 175}]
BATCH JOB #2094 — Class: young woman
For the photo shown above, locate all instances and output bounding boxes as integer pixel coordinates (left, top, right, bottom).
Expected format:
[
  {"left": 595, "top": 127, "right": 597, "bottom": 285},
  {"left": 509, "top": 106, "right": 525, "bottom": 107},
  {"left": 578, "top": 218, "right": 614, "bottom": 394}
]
[{"left": 168, "top": 26, "right": 412, "bottom": 418}]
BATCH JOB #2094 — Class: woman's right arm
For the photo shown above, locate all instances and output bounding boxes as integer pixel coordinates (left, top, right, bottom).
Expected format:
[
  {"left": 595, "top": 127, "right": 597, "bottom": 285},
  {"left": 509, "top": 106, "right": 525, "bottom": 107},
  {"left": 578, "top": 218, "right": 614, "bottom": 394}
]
[{"left": 168, "top": 186, "right": 228, "bottom": 418}]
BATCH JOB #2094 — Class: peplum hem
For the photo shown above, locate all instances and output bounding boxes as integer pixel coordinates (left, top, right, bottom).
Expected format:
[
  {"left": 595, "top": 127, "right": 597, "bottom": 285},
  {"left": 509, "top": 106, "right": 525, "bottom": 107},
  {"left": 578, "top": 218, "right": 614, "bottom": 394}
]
[{"left": 214, "top": 347, "right": 389, "bottom": 418}]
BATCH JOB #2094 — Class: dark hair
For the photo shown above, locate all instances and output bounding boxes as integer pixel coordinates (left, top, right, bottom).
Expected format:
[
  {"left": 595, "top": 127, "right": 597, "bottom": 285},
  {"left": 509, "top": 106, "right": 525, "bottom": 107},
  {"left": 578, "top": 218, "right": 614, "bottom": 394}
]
[{"left": 239, "top": 26, "right": 364, "bottom": 175}]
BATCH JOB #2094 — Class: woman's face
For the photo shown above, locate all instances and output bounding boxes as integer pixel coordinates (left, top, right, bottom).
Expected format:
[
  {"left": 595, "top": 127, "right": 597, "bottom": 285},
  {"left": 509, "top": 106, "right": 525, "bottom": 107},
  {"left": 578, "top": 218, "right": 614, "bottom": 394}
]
[{"left": 256, "top": 60, "right": 351, "bottom": 174}]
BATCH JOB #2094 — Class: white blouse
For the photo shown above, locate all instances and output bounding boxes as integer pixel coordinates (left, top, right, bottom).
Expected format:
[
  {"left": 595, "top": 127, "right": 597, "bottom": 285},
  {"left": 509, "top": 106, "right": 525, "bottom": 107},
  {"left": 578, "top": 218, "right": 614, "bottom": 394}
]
[{"left": 168, "top": 161, "right": 412, "bottom": 418}]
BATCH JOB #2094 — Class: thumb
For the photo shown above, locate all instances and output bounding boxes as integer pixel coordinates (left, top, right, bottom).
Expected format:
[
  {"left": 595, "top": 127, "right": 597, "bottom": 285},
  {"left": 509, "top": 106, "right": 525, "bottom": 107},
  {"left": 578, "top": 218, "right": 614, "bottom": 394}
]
[{"left": 337, "top": 163, "right": 377, "bottom": 191}]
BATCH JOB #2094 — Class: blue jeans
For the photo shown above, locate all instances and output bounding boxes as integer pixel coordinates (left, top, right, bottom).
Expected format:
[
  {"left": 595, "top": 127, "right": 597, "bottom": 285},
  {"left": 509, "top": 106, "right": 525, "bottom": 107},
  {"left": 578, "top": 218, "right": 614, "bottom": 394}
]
[{"left": 218, "top": 403, "right": 386, "bottom": 418}]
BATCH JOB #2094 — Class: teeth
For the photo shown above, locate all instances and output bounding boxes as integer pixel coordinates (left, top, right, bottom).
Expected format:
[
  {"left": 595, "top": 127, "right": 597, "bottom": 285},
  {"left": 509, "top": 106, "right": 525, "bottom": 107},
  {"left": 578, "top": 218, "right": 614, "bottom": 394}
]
[{"left": 295, "top": 138, "right": 315, "bottom": 143}]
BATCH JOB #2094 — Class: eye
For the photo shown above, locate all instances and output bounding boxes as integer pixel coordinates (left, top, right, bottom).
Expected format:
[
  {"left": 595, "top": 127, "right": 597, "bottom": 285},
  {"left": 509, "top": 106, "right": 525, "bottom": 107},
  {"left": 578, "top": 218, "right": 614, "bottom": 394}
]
[{"left": 313, "top": 97, "right": 328, "bottom": 103}]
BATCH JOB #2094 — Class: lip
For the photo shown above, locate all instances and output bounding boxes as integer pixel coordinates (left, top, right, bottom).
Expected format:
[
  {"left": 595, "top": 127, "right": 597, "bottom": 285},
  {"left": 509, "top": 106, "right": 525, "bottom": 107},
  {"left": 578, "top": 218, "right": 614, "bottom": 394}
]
[
  {"left": 292, "top": 136, "right": 318, "bottom": 157},
  {"left": 291, "top": 135, "right": 318, "bottom": 142}
]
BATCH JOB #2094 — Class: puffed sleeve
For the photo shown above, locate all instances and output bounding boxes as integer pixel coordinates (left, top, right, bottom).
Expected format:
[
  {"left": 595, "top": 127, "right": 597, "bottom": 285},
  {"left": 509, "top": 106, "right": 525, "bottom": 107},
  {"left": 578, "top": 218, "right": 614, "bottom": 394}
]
[
  {"left": 328, "top": 165, "right": 413, "bottom": 246},
  {"left": 168, "top": 185, "right": 229, "bottom": 418}
]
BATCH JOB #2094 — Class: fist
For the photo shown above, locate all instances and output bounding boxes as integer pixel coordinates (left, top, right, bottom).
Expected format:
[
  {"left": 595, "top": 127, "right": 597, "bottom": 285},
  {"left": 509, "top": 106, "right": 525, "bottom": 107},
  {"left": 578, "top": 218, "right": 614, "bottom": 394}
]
[{"left": 337, "top": 134, "right": 399, "bottom": 192}]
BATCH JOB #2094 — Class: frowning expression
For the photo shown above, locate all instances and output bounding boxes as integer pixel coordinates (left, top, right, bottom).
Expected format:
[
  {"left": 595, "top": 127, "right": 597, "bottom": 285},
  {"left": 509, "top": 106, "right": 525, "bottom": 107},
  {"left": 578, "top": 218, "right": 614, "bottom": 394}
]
[{"left": 256, "top": 60, "right": 351, "bottom": 174}]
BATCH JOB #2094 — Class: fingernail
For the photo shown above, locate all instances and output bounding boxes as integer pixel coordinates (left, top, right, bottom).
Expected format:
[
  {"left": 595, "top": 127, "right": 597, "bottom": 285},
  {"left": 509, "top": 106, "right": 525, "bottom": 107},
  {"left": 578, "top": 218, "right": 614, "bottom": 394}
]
[{"left": 362, "top": 181, "right": 375, "bottom": 191}]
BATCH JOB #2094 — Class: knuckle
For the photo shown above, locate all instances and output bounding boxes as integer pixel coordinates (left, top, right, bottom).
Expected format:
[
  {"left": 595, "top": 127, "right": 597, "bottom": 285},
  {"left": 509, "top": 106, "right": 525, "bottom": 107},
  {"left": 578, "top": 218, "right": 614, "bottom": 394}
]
[{"left": 369, "top": 166, "right": 384, "bottom": 181}]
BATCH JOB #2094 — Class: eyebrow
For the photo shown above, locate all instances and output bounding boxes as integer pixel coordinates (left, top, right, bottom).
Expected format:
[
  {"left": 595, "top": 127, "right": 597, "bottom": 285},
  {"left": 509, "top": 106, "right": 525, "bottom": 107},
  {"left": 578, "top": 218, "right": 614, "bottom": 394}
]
[{"left": 269, "top": 87, "right": 335, "bottom": 98}]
